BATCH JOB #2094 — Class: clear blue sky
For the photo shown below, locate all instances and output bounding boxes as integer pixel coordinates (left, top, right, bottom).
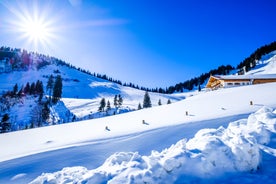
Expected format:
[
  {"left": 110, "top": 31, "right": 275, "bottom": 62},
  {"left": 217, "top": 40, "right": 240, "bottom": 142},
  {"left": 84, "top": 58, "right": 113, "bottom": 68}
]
[{"left": 0, "top": 0, "right": 276, "bottom": 88}]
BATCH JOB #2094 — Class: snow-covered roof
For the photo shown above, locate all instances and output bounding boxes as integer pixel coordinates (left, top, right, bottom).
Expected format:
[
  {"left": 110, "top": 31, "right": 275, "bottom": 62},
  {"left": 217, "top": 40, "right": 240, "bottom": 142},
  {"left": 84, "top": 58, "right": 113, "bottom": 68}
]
[{"left": 213, "top": 74, "right": 276, "bottom": 80}]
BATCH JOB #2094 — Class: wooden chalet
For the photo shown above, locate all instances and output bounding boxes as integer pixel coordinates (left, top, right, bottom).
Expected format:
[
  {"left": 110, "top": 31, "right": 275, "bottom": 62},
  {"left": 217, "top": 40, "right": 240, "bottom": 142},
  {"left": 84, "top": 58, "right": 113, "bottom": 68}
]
[{"left": 206, "top": 74, "right": 276, "bottom": 90}]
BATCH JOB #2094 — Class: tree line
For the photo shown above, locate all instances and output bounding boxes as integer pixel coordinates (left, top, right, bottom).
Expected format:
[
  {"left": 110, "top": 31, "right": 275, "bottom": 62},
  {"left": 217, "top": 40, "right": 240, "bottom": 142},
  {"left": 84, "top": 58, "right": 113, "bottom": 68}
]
[
  {"left": 237, "top": 41, "right": 276, "bottom": 73},
  {"left": 98, "top": 94, "right": 124, "bottom": 113}
]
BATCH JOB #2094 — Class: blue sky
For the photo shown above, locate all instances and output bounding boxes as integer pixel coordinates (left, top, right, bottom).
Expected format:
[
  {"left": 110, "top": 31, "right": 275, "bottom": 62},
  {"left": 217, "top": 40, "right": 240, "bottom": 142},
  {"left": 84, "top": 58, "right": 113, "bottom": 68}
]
[{"left": 0, "top": 0, "right": 276, "bottom": 88}]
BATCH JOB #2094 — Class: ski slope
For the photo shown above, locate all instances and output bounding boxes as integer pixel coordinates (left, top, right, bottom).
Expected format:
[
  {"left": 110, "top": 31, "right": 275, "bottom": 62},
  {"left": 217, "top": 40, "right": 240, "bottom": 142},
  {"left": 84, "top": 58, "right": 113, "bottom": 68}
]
[{"left": 0, "top": 82, "right": 276, "bottom": 183}]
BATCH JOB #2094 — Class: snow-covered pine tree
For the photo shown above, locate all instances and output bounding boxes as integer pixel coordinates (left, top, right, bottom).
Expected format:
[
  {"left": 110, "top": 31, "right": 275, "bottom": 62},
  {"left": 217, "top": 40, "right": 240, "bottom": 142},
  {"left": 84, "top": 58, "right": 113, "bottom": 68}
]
[{"left": 143, "top": 91, "right": 152, "bottom": 108}]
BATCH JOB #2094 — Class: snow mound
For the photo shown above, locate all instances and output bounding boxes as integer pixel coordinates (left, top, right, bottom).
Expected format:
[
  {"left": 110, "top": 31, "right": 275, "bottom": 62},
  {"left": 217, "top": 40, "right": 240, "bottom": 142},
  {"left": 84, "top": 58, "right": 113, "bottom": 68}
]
[{"left": 30, "top": 107, "right": 276, "bottom": 184}]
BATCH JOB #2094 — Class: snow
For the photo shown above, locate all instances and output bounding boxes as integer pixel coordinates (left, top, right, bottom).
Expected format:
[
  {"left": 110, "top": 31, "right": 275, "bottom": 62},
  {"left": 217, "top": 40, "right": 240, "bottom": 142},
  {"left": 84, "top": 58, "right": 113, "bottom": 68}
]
[
  {"left": 1, "top": 52, "right": 276, "bottom": 183},
  {"left": 0, "top": 64, "right": 185, "bottom": 123},
  {"left": 247, "top": 51, "right": 276, "bottom": 75},
  {"left": 1, "top": 82, "right": 275, "bottom": 163},
  {"left": 0, "top": 81, "right": 276, "bottom": 183},
  {"left": 214, "top": 74, "right": 276, "bottom": 79},
  {"left": 29, "top": 107, "right": 276, "bottom": 184}
]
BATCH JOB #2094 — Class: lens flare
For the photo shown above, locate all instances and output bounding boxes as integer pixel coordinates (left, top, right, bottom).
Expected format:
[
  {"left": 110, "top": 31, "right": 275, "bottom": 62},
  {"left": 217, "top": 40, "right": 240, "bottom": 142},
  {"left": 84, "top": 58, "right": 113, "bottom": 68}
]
[
  {"left": 21, "top": 19, "right": 49, "bottom": 42},
  {"left": 2, "top": 1, "right": 59, "bottom": 52}
]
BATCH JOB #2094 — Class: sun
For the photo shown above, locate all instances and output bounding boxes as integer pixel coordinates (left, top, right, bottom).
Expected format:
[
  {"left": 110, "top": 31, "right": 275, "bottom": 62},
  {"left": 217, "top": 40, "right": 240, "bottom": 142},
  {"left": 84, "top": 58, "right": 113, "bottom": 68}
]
[
  {"left": 17, "top": 11, "right": 55, "bottom": 50},
  {"left": 3, "top": 1, "right": 58, "bottom": 52},
  {"left": 21, "top": 19, "right": 50, "bottom": 42}
]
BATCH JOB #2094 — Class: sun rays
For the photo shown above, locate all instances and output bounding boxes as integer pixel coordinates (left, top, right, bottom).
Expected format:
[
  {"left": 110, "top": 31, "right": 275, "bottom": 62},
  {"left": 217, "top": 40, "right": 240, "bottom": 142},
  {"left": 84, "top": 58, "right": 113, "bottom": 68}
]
[
  {"left": 19, "top": 15, "right": 52, "bottom": 46},
  {"left": 2, "top": 0, "right": 59, "bottom": 52}
]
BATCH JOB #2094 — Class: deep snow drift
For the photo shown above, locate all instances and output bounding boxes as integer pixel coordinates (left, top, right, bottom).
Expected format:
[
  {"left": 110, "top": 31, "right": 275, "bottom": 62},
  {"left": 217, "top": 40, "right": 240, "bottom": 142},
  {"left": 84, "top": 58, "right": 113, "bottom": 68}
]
[{"left": 30, "top": 107, "right": 276, "bottom": 183}]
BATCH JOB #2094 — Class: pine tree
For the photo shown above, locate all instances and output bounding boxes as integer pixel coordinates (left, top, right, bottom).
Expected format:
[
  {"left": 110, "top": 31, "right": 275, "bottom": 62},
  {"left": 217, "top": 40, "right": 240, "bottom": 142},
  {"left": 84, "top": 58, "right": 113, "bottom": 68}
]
[
  {"left": 36, "top": 80, "right": 44, "bottom": 101},
  {"left": 72, "top": 115, "right": 76, "bottom": 122},
  {"left": 98, "top": 98, "right": 106, "bottom": 112},
  {"left": 106, "top": 100, "right": 111, "bottom": 111},
  {"left": 198, "top": 85, "right": 201, "bottom": 92},
  {"left": 114, "top": 95, "right": 118, "bottom": 108},
  {"left": 0, "top": 113, "right": 11, "bottom": 133},
  {"left": 52, "top": 75, "right": 62, "bottom": 104},
  {"left": 138, "top": 103, "right": 142, "bottom": 110},
  {"left": 118, "top": 94, "right": 123, "bottom": 107},
  {"left": 36, "top": 80, "right": 44, "bottom": 95},
  {"left": 158, "top": 99, "right": 162, "bottom": 106},
  {"left": 167, "top": 99, "right": 171, "bottom": 104},
  {"left": 46, "top": 74, "right": 54, "bottom": 100},
  {"left": 18, "top": 86, "right": 24, "bottom": 97},
  {"left": 24, "top": 82, "right": 30, "bottom": 94},
  {"left": 42, "top": 102, "right": 50, "bottom": 122},
  {"left": 31, "top": 104, "right": 43, "bottom": 127},
  {"left": 30, "top": 82, "right": 36, "bottom": 95},
  {"left": 143, "top": 91, "right": 152, "bottom": 108},
  {"left": 13, "top": 83, "right": 18, "bottom": 96}
]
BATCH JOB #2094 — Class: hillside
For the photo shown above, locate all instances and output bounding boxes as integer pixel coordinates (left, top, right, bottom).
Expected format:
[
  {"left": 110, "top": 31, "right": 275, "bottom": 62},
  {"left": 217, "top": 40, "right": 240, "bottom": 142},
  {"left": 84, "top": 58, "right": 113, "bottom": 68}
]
[
  {"left": 246, "top": 51, "right": 276, "bottom": 75},
  {"left": 0, "top": 50, "right": 185, "bottom": 131},
  {"left": 1, "top": 47, "right": 276, "bottom": 183}
]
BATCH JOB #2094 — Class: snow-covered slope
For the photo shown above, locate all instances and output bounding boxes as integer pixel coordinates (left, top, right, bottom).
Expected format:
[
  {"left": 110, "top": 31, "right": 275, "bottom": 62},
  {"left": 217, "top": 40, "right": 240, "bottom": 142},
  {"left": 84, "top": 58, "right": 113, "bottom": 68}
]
[
  {"left": 246, "top": 51, "right": 276, "bottom": 75},
  {"left": 1, "top": 82, "right": 276, "bottom": 162},
  {"left": 0, "top": 81, "right": 276, "bottom": 183},
  {"left": 0, "top": 64, "right": 185, "bottom": 126},
  {"left": 0, "top": 64, "right": 184, "bottom": 101},
  {"left": 1, "top": 51, "right": 276, "bottom": 183}
]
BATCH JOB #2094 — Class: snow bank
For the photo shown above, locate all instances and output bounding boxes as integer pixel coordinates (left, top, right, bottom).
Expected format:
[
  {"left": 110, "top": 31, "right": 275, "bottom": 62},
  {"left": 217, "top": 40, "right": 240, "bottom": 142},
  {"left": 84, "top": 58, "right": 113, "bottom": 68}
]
[{"left": 30, "top": 107, "right": 276, "bottom": 184}]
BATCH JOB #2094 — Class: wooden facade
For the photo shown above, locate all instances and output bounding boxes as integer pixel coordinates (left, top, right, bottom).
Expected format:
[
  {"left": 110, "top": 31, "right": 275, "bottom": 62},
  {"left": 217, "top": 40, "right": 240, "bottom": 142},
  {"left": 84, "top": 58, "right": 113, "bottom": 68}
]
[{"left": 206, "top": 75, "right": 276, "bottom": 90}]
